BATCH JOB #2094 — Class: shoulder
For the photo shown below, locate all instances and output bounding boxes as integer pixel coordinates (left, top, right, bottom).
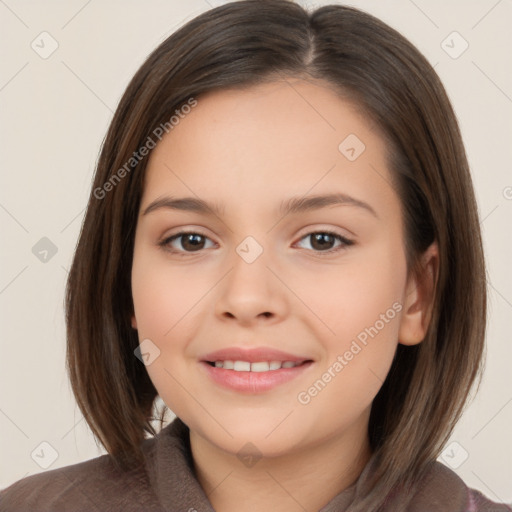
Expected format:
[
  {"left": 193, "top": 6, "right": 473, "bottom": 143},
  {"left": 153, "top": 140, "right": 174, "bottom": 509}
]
[
  {"left": 410, "top": 460, "right": 512, "bottom": 512},
  {"left": 0, "top": 438, "right": 162, "bottom": 512},
  {"left": 467, "top": 488, "right": 512, "bottom": 512}
]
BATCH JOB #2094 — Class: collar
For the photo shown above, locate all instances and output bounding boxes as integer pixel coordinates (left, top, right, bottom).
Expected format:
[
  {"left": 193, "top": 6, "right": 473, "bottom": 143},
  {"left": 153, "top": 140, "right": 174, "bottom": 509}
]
[{"left": 144, "top": 416, "right": 476, "bottom": 512}]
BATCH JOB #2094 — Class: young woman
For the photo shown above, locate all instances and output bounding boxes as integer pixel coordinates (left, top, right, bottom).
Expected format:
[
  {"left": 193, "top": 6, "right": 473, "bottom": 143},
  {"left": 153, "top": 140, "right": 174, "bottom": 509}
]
[{"left": 2, "top": 1, "right": 510, "bottom": 511}]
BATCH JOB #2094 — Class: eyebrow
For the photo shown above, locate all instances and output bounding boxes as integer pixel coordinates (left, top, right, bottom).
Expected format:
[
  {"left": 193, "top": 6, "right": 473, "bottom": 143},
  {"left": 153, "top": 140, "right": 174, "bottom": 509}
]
[{"left": 141, "top": 193, "right": 378, "bottom": 219}]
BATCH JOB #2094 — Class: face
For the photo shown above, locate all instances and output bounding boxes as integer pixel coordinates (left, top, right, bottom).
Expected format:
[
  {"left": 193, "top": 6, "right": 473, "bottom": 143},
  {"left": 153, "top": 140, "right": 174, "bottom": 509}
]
[{"left": 131, "top": 78, "right": 431, "bottom": 459}]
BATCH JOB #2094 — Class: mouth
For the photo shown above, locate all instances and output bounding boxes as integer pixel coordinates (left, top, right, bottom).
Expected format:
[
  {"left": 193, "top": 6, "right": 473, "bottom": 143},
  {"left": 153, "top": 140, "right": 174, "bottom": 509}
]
[
  {"left": 198, "top": 346, "right": 315, "bottom": 393},
  {"left": 203, "top": 359, "right": 313, "bottom": 372},
  {"left": 199, "top": 356, "right": 315, "bottom": 393}
]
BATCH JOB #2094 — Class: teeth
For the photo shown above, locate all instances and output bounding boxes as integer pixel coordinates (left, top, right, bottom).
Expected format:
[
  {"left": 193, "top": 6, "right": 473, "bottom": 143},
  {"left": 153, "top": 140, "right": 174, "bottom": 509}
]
[
  {"left": 233, "top": 361, "right": 251, "bottom": 371},
  {"left": 212, "top": 360, "right": 300, "bottom": 372},
  {"left": 251, "top": 362, "right": 270, "bottom": 372}
]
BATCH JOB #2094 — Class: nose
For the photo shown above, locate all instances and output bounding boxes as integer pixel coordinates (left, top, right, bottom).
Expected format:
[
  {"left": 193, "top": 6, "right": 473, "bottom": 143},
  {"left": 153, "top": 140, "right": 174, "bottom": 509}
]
[{"left": 214, "top": 248, "right": 288, "bottom": 327}]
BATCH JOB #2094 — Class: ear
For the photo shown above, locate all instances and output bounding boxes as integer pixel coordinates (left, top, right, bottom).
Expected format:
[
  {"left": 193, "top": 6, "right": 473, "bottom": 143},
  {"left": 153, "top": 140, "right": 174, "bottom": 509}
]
[
  {"left": 398, "top": 241, "right": 439, "bottom": 346},
  {"left": 131, "top": 314, "right": 138, "bottom": 330}
]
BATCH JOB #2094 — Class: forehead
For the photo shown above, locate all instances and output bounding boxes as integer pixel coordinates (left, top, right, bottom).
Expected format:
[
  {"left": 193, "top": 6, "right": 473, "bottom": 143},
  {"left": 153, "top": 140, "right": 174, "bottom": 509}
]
[{"left": 141, "top": 79, "right": 395, "bottom": 216}]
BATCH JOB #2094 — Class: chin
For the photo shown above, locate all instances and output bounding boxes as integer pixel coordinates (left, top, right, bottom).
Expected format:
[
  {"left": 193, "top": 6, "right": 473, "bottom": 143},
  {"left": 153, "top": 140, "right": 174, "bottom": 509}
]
[{"left": 201, "top": 416, "right": 307, "bottom": 456}]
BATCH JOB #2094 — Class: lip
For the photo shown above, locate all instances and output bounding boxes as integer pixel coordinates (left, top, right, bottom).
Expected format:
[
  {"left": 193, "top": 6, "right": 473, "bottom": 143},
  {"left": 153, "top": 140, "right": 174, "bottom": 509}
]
[
  {"left": 198, "top": 346, "right": 315, "bottom": 393},
  {"left": 199, "top": 360, "right": 314, "bottom": 393},
  {"left": 200, "top": 346, "right": 311, "bottom": 364}
]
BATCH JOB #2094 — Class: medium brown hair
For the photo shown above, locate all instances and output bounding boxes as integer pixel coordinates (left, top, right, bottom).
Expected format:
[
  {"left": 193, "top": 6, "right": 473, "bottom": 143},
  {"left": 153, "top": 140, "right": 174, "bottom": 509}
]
[{"left": 65, "top": 1, "right": 486, "bottom": 509}]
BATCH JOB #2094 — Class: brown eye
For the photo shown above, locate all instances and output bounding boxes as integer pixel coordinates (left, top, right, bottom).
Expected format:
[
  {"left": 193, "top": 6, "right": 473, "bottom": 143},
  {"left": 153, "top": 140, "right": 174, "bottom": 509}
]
[
  {"left": 159, "top": 231, "right": 214, "bottom": 254},
  {"left": 158, "top": 229, "right": 354, "bottom": 257},
  {"left": 295, "top": 231, "right": 354, "bottom": 254},
  {"left": 310, "top": 233, "right": 337, "bottom": 251}
]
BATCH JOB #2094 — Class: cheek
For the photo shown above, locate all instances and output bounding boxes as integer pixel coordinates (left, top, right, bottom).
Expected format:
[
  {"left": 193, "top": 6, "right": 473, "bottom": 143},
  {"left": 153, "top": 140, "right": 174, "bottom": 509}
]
[
  {"left": 131, "top": 250, "right": 205, "bottom": 411},
  {"left": 295, "top": 247, "right": 405, "bottom": 398},
  {"left": 130, "top": 247, "right": 221, "bottom": 366},
  {"left": 298, "top": 248, "right": 405, "bottom": 342},
  {"left": 294, "top": 302, "right": 402, "bottom": 430},
  {"left": 131, "top": 248, "right": 207, "bottom": 340}
]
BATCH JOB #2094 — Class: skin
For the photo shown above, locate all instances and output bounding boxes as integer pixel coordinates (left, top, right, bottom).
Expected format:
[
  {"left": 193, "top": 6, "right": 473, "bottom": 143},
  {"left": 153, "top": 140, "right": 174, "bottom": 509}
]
[{"left": 131, "top": 78, "right": 438, "bottom": 512}]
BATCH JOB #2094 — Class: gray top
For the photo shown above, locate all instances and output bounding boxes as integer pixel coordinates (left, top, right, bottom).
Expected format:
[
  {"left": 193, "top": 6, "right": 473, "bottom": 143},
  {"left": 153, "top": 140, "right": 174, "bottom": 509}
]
[{"left": 1, "top": 417, "right": 510, "bottom": 512}]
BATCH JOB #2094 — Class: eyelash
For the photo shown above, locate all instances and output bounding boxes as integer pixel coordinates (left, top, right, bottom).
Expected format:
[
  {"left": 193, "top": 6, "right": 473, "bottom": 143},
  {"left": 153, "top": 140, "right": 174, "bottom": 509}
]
[{"left": 158, "top": 229, "right": 354, "bottom": 257}]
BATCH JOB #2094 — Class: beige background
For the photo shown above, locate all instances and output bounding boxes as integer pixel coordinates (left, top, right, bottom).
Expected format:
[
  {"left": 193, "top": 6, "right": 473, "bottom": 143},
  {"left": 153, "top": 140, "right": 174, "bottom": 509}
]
[{"left": 1, "top": 0, "right": 511, "bottom": 502}]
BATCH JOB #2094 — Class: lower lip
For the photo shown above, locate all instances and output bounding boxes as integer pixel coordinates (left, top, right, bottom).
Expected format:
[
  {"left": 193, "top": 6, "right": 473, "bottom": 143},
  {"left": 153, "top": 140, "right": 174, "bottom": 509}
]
[{"left": 199, "top": 361, "right": 314, "bottom": 393}]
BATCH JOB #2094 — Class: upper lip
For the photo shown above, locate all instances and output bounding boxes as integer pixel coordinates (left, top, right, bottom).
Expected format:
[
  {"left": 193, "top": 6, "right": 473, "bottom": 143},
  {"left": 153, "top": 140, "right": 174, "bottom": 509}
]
[{"left": 201, "top": 347, "right": 313, "bottom": 364}]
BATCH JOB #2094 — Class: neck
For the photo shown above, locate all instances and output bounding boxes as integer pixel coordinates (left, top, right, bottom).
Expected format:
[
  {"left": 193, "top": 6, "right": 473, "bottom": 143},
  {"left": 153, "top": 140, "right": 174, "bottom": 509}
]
[{"left": 189, "top": 413, "right": 372, "bottom": 512}]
